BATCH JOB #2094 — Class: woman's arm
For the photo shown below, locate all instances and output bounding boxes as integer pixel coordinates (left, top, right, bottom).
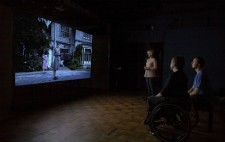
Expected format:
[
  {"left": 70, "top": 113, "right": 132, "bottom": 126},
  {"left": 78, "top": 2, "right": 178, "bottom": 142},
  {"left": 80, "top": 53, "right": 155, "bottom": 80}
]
[{"left": 150, "top": 58, "right": 158, "bottom": 70}]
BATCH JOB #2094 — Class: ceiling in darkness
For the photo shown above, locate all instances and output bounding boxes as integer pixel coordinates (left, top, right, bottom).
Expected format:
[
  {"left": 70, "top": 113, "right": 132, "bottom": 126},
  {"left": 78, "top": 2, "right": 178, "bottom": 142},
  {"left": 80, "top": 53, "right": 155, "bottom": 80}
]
[
  {"left": 0, "top": 0, "right": 219, "bottom": 33},
  {"left": 72, "top": 0, "right": 166, "bottom": 22},
  {"left": 0, "top": 0, "right": 166, "bottom": 26}
]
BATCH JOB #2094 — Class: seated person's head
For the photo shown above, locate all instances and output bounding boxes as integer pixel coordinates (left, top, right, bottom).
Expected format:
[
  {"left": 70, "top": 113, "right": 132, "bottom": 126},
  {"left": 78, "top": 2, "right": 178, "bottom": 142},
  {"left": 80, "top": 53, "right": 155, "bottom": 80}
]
[
  {"left": 170, "top": 56, "right": 185, "bottom": 71},
  {"left": 192, "top": 57, "right": 205, "bottom": 69}
]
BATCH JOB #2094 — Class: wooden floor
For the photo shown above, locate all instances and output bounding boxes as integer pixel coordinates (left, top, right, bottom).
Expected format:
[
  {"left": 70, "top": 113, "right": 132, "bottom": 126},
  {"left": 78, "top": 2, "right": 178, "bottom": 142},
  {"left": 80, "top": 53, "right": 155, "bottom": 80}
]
[{"left": 1, "top": 90, "right": 225, "bottom": 142}]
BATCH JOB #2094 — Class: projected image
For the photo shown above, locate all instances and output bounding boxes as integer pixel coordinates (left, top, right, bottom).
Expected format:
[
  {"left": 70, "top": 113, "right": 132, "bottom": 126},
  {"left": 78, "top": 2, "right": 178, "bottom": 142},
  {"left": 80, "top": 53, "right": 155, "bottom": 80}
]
[{"left": 15, "top": 12, "right": 92, "bottom": 86}]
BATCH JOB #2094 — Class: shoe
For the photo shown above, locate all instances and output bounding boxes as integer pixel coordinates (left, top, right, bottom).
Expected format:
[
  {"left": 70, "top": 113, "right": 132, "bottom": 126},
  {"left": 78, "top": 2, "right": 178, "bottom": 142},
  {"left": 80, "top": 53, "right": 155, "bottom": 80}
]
[
  {"left": 149, "top": 127, "right": 155, "bottom": 135},
  {"left": 149, "top": 130, "right": 155, "bottom": 135},
  {"left": 53, "top": 77, "right": 58, "bottom": 80}
]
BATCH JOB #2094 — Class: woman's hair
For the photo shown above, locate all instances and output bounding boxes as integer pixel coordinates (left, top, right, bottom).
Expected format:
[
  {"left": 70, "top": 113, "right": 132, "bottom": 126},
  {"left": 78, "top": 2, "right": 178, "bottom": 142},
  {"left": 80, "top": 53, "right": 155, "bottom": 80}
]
[
  {"left": 147, "top": 49, "right": 155, "bottom": 57},
  {"left": 173, "top": 56, "right": 185, "bottom": 70}
]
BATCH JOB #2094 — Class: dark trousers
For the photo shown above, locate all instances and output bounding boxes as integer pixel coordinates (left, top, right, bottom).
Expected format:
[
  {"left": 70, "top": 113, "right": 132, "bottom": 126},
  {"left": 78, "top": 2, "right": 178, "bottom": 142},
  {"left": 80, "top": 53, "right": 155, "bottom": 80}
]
[
  {"left": 145, "top": 96, "right": 191, "bottom": 124},
  {"left": 191, "top": 95, "right": 212, "bottom": 110},
  {"left": 145, "top": 77, "right": 157, "bottom": 96},
  {"left": 147, "top": 96, "right": 167, "bottom": 111},
  {"left": 145, "top": 96, "right": 167, "bottom": 124}
]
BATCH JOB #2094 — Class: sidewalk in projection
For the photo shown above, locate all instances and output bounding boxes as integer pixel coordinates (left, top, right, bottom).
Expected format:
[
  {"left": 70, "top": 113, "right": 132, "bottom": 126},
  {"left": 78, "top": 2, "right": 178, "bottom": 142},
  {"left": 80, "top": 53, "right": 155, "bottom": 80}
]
[{"left": 15, "top": 66, "right": 91, "bottom": 86}]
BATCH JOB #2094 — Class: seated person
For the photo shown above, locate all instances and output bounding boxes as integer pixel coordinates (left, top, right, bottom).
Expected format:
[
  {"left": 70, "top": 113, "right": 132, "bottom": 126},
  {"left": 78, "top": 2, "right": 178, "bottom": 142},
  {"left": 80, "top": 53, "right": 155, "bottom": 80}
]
[
  {"left": 144, "top": 56, "right": 191, "bottom": 125},
  {"left": 188, "top": 57, "right": 210, "bottom": 109}
]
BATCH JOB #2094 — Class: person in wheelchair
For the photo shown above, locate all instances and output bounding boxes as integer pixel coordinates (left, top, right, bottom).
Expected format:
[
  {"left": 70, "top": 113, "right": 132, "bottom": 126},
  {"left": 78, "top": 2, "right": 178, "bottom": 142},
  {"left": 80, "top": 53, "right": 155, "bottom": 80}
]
[{"left": 144, "top": 56, "right": 191, "bottom": 126}]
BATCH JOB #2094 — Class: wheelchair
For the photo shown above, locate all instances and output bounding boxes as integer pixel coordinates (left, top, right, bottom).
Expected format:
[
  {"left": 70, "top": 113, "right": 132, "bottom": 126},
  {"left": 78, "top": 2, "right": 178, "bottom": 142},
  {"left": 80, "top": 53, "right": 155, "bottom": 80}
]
[{"left": 148, "top": 102, "right": 198, "bottom": 142}]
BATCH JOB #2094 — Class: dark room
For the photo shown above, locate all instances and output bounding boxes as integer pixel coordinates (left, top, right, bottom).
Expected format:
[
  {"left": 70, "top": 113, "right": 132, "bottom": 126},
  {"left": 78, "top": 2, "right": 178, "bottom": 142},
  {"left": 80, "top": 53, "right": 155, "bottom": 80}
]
[{"left": 1, "top": 0, "right": 225, "bottom": 141}]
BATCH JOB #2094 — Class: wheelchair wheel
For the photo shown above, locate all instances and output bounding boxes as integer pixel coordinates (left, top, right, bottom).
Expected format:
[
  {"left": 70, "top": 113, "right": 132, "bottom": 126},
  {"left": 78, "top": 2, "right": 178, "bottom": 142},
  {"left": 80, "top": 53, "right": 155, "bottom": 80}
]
[{"left": 150, "top": 103, "right": 191, "bottom": 142}]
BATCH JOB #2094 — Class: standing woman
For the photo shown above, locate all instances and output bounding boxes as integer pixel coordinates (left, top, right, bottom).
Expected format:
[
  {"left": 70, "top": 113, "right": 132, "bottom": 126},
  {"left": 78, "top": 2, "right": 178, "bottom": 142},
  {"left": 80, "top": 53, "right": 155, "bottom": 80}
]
[{"left": 144, "top": 49, "right": 158, "bottom": 97}]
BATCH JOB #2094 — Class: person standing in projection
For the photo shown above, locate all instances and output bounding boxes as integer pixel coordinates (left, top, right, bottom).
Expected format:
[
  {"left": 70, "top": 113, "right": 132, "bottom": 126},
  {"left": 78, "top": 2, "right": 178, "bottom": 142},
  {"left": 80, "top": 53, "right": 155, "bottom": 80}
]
[
  {"left": 52, "top": 45, "right": 61, "bottom": 80},
  {"left": 42, "top": 50, "right": 49, "bottom": 71}
]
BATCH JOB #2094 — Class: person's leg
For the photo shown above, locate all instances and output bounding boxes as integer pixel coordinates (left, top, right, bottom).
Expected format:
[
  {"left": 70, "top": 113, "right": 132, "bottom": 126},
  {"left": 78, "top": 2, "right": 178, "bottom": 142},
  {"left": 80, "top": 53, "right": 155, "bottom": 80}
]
[
  {"left": 146, "top": 77, "right": 151, "bottom": 96},
  {"left": 144, "top": 96, "right": 154, "bottom": 124},
  {"left": 149, "top": 77, "right": 157, "bottom": 96},
  {"left": 191, "top": 95, "right": 211, "bottom": 110},
  {"left": 53, "top": 70, "right": 57, "bottom": 80},
  {"left": 144, "top": 96, "right": 166, "bottom": 124},
  {"left": 148, "top": 96, "right": 166, "bottom": 111},
  {"left": 191, "top": 95, "right": 200, "bottom": 109}
]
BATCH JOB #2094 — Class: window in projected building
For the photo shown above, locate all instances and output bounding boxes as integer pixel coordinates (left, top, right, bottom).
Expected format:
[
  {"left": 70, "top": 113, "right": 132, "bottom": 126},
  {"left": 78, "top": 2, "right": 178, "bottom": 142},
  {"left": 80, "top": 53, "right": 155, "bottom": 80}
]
[
  {"left": 83, "top": 33, "right": 91, "bottom": 40},
  {"left": 83, "top": 48, "right": 92, "bottom": 65},
  {"left": 60, "top": 25, "right": 70, "bottom": 37}
]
